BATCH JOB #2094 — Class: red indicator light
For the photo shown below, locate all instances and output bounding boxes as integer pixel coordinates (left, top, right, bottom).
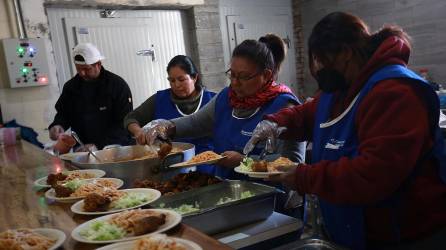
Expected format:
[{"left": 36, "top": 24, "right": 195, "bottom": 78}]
[{"left": 38, "top": 77, "right": 48, "bottom": 83}]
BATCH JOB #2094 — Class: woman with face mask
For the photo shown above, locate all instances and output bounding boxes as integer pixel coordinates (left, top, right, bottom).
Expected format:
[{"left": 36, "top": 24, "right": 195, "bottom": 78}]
[
  {"left": 124, "top": 55, "right": 215, "bottom": 172},
  {"left": 140, "top": 34, "right": 306, "bottom": 179},
  {"left": 244, "top": 12, "right": 446, "bottom": 250}
]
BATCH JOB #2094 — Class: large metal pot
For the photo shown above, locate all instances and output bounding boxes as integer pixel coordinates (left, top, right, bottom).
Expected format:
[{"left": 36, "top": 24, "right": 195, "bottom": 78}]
[{"left": 70, "top": 142, "right": 195, "bottom": 187}]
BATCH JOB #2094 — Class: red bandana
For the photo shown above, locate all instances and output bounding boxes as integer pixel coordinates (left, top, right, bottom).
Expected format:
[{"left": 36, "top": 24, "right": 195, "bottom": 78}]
[{"left": 229, "top": 82, "right": 294, "bottom": 109}]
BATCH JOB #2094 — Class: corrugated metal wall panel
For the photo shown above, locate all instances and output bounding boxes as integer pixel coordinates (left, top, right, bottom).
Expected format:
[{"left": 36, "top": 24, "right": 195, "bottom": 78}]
[
  {"left": 71, "top": 19, "right": 154, "bottom": 107},
  {"left": 47, "top": 8, "right": 100, "bottom": 89},
  {"left": 219, "top": 0, "right": 297, "bottom": 90},
  {"left": 47, "top": 8, "right": 189, "bottom": 107},
  {"left": 219, "top": 0, "right": 292, "bottom": 67}
]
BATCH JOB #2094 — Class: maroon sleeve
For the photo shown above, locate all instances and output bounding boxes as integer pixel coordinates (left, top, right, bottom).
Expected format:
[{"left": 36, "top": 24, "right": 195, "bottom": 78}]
[
  {"left": 293, "top": 79, "right": 433, "bottom": 205},
  {"left": 264, "top": 95, "right": 320, "bottom": 142}
]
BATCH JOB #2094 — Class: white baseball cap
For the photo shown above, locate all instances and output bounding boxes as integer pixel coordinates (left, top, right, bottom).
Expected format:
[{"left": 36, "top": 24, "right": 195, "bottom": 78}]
[{"left": 73, "top": 43, "right": 105, "bottom": 65}]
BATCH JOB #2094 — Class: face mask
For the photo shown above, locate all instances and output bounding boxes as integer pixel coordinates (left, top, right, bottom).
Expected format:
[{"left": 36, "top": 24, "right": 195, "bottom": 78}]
[{"left": 315, "top": 68, "right": 349, "bottom": 93}]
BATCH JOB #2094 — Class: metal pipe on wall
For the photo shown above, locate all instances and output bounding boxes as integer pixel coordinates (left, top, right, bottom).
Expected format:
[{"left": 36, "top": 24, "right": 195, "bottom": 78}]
[{"left": 12, "top": 0, "right": 27, "bottom": 39}]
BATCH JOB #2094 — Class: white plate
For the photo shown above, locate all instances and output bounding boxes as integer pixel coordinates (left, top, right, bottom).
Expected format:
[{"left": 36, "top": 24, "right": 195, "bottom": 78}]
[
  {"left": 34, "top": 169, "right": 106, "bottom": 189},
  {"left": 234, "top": 166, "right": 283, "bottom": 178},
  {"left": 169, "top": 155, "right": 226, "bottom": 168},
  {"left": 44, "top": 178, "right": 124, "bottom": 203},
  {"left": 31, "top": 228, "right": 66, "bottom": 250},
  {"left": 96, "top": 234, "right": 202, "bottom": 250},
  {"left": 59, "top": 152, "right": 88, "bottom": 161},
  {"left": 71, "top": 209, "right": 182, "bottom": 244},
  {"left": 70, "top": 188, "right": 161, "bottom": 215}
]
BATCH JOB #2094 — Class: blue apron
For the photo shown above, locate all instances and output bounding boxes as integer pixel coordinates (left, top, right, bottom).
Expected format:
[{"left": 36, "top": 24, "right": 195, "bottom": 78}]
[
  {"left": 155, "top": 88, "right": 216, "bottom": 173},
  {"left": 213, "top": 87, "right": 298, "bottom": 179},
  {"left": 312, "top": 64, "right": 446, "bottom": 249}
]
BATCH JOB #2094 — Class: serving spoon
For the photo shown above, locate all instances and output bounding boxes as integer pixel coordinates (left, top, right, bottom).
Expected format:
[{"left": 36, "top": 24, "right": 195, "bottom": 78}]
[{"left": 71, "top": 131, "right": 103, "bottom": 163}]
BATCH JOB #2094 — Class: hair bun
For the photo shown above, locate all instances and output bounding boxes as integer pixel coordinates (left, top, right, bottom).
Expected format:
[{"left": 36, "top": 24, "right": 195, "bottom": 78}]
[{"left": 259, "top": 34, "right": 287, "bottom": 74}]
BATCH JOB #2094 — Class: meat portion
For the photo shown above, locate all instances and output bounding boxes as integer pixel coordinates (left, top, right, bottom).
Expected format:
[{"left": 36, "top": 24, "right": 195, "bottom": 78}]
[
  {"left": 132, "top": 213, "right": 166, "bottom": 236},
  {"left": 157, "top": 143, "right": 173, "bottom": 159},
  {"left": 83, "top": 193, "right": 111, "bottom": 212},
  {"left": 46, "top": 173, "right": 68, "bottom": 187},
  {"left": 134, "top": 171, "right": 221, "bottom": 195},
  {"left": 252, "top": 160, "right": 268, "bottom": 172},
  {"left": 54, "top": 184, "right": 73, "bottom": 197}
]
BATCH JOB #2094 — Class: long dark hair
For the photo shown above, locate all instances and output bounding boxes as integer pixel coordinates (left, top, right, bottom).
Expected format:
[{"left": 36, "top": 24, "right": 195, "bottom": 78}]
[
  {"left": 232, "top": 33, "right": 287, "bottom": 81},
  {"left": 308, "top": 12, "right": 411, "bottom": 73},
  {"left": 167, "top": 55, "right": 202, "bottom": 88}
]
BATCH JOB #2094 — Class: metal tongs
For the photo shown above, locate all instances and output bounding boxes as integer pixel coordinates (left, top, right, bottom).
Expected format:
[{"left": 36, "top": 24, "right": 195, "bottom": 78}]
[
  {"left": 156, "top": 136, "right": 173, "bottom": 159},
  {"left": 71, "top": 131, "right": 102, "bottom": 162},
  {"left": 157, "top": 136, "right": 172, "bottom": 145}
]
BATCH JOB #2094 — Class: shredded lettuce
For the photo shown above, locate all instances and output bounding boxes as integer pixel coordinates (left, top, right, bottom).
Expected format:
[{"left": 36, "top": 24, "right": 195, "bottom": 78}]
[
  {"left": 63, "top": 178, "right": 84, "bottom": 191},
  {"left": 241, "top": 190, "right": 254, "bottom": 199},
  {"left": 216, "top": 191, "right": 254, "bottom": 205},
  {"left": 112, "top": 193, "right": 150, "bottom": 209},
  {"left": 159, "top": 202, "right": 200, "bottom": 215},
  {"left": 239, "top": 157, "right": 254, "bottom": 171},
  {"left": 80, "top": 221, "right": 126, "bottom": 241}
]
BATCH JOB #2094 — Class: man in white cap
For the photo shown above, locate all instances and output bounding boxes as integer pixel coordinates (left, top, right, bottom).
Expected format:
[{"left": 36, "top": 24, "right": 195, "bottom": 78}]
[{"left": 49, "top": 43, "right": 133, "bottom": 151}]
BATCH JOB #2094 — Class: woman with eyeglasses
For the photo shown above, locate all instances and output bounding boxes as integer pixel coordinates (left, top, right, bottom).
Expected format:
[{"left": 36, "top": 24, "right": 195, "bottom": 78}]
[
  {"left": 244, "top": 12, "right": 446, "bottom": 249},
  {"left": 140, "top": 34, "right": 306, "bottom": 179},
  {"left": 124, "top": 55, "right": 216, "bottom": 173}
]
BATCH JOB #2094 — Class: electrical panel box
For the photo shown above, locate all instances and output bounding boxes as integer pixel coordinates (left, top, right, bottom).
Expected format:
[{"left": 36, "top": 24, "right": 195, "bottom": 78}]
[{"left": 0, "top": 38, "right": 51, "bottom": 88}]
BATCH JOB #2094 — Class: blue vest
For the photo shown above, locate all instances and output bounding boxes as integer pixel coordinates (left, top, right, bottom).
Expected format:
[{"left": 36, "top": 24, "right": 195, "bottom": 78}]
[
  {"left": 312, "top": 65, "right": 446, "bottom": 249},
  {"left": 213, "top": 87, "right": 298, "bottom": 179},
  {"left": 155, "top": 88, "right": 216, "bottom": 173}
]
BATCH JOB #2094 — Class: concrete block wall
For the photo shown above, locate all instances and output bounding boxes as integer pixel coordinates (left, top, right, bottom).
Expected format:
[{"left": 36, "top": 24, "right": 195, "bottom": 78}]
[
  {"left": 188, "top": 0, "right": 226, "bottom": 92},
  {"left": 294, "top": 0, "right": 446, "bottom": 97},
  {"left": 292, "top": 0, "right": 305, "bottom": 98}
]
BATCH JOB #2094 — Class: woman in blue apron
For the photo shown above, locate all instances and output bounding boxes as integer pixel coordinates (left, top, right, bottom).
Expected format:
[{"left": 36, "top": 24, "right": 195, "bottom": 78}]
[
  {"left": 124, "top": 55, "right": 215, "bottom": 173},
  {"left": 141, "top": 34, "right": 306, "bottom": 218},
  {"left": 140, "top": 34, "right": 306, "bottom": 179},
  {"left": 244, "top": 12, "right": 446, "bottom": 250}
]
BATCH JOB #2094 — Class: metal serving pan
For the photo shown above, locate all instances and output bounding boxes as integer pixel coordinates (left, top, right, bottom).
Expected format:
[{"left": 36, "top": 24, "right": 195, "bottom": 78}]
[
  {"left": 150, "top": 180, "right": 278, "bottom": 234},
  {"left": 70, "top": 142, "right": 195, "bottom": 187}
]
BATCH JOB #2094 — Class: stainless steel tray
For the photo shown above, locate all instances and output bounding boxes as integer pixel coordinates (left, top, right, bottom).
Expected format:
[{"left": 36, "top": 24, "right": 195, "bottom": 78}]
[
  {"left": 150, "top": 180, "right": 278, "bottom": 234},
  {"left": 70, "top": 143, "right": 195, "bottom": 187}
]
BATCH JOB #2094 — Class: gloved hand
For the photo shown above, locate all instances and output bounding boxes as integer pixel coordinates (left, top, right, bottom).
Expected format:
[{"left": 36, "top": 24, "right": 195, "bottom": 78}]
[
  {"left": 133, "top": 128, "right": 147, "bottom": 145},
  {"left": 142, "top": 119, "right": 175, "bottom": 145},
  {"left": 49, "top": 125, "right": 64, "bottom": 141},
  {"left": 243, "top": 120, "right": 286, "bottom": 155}
]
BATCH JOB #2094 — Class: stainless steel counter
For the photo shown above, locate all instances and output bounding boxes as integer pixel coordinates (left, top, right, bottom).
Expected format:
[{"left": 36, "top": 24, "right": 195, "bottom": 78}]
[{"left": 214, "top": 212, "right": 303, "bottom": 249}]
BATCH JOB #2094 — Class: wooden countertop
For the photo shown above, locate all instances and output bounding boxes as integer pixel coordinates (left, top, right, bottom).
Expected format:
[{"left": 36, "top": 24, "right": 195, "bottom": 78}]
[{"left": 0, "top": 141, "right": 232, "bottom": 250}]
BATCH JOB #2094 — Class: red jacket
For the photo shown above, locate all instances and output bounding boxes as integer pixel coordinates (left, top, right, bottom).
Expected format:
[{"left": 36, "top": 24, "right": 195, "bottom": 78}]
[{"left": 265, "top": 37, "right": 446, "bottom": 244}]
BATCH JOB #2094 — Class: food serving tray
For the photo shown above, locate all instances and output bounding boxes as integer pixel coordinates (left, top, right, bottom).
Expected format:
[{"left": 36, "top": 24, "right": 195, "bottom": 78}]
[
  {"left": 150, "top": 180, "right": 278, "bottom": 234},
  {"left": 70, "top": 143, "right": 195, "bottom": 187}
]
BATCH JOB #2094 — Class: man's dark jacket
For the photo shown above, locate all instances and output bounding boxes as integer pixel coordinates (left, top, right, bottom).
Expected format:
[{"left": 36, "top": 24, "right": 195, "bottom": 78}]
[{"left": 49, "top": 67, "right": 133, "bottom": 149}]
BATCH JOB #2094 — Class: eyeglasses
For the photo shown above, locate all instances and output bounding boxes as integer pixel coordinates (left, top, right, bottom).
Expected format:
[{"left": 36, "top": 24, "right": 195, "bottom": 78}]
[{"left": 225, "top": 69, "right": 261, "bottom": 83}]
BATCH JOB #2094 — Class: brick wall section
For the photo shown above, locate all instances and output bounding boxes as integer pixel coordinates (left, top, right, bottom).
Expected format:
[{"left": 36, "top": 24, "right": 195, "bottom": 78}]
[
  {"left": 188, "top": 0, "right": 227, "bottom": 92},
  {"left": 295, "top": 0, "right": 446, "bottom": 97},
  {"left": 292, "top": 0, "right": 306, "bottom": 98}
]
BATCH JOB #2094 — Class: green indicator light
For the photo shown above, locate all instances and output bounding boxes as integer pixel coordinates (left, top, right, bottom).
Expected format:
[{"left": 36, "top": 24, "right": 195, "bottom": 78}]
[
  {"left": 21, "top": 68, "right": 28, "bottom": 74},
  {"left": 17, "top": 47, "right": 25, "bottom": 53}
]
